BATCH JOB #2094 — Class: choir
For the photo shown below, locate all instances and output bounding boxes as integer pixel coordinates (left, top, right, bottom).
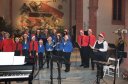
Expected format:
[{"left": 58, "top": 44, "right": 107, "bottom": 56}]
[
  {"left": 0, "top": 28, "right": 73, "bottom": 72},
  {"left": 0, "top": 28, "right": 108, "bottom": 74}
]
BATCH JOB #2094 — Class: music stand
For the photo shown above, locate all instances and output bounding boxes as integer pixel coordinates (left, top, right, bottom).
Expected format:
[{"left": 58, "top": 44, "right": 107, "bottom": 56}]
[
  {"left": 93, "top": 60, "right": 108, "bottom": 84},
  {"left": 108, "top": 43, "right": 116, "bottom": 49},
  {"left": 50, "top": 55, "right": 66, "bottom": 84},
  {"left": 49, "top": 52, "right": 66, "bottom": 84},
  {"left": 108, "top": 43, "right": 127, "bottom": 84}
]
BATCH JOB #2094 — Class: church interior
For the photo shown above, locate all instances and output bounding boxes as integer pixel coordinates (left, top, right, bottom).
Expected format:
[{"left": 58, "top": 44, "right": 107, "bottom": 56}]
[{"left": 0, "top": 0, "right": 128, "bottom": 84}]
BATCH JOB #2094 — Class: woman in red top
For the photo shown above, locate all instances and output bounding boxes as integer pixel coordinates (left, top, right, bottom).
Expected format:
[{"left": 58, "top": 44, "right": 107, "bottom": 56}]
[
  {"left": 14, "top": 37, "right": 22, "bottom": 56},
  {"left": 1, "top": 32, "right": 14, "bottom": 52},
  {"left": 29, "top": 34, "right": 38, "bottom": 64}
]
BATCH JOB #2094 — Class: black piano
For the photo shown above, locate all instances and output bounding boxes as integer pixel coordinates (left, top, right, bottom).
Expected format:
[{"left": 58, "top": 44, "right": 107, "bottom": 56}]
[{"left": 0, "top": 64, "right": 34, "bottom": 84}]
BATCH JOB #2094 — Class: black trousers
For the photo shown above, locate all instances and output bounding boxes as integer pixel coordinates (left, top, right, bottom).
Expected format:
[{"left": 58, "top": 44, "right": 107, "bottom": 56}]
[
  {"left": 54, "top": 50, "right": 63, "bottom": 57},
  {"left": 14, "top": 50, "right": 20, "bottom": 56},
  {"left": 30, "top": 51, "right": 37, "bottom": 64},
  {"left": 22, "top": 49, "right": 29, "bottom": 63},
  {"left": 63, "top": 52, "right": 71, "bottom": 71},
  {"left": 88, "top": 47, "right": 95, "bottom": 69},
  {"left": 94, "top": 51, "right": 107, "bottom": 79},
  {"left": 38, "top": 52, "right": 44, "bottom": 68},
  {"left": 46, "top": 51, "right": 52, "bottom": 68},
  {"left": 79, "top": 47, "right": 83, "bottom": 65},
  {"left": 82, "top": 46, "right": 90, "bottom": 67}
]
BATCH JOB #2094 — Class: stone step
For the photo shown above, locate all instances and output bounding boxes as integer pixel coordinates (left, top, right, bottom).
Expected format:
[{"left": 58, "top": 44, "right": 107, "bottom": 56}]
[{"left": 71, "top": 48, "right": 81, "bottom": 62}]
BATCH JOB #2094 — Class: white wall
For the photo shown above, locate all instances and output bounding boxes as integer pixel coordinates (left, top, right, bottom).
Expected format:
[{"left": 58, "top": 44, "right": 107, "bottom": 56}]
[{"left": 97, "top": 0, "right": 124, "bottom": 43}]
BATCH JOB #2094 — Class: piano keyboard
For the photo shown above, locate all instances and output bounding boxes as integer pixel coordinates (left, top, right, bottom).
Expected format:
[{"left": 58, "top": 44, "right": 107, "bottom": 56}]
[
  {"left": 0, "top": 65, "right": 33, "bottom": 84},
  {"left": 0, "top": 74, "right": 30, "bottom": 79}
]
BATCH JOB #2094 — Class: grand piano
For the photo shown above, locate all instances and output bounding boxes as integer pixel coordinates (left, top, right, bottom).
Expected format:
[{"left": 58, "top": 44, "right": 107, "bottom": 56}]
[{"left": 0, "top": 52, "right": 34, "bottom": 84}]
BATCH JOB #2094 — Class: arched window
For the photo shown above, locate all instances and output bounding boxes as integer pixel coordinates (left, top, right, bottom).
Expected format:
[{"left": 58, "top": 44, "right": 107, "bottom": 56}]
[{"left": 112, "top": 0, "right": 125, "bottom": 25}]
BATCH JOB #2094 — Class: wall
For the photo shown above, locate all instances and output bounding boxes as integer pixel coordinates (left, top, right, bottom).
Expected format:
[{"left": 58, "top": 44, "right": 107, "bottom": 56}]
[
  {"left": 125, "top": 0, "right": 128, "bottom": 32},
  {"left": 11, "top": 0, "right": 72, "bottom": 29},
  {"left": 83, "top": 0, "right": 89, "bottom": 30},
  {"left": 0, "top": 0, "right": 4, "bottom": 16},
  {"left": 82, "top": 0, "right": 124, "bottom": 43},
  {"left": 71, "top": 0, "right": 76, "bottom": 26},
  {"left": 125, "top": 0, "right": 128, "bottom": 53},
  {"left": 0, "top": 0, "right": 10, "bottom": 23},
  {"left": 0, "top": 0, "right": 127, "bottom": 43},
  {"left": 97, "top": 0, "right": 124, "bottom": 43}
]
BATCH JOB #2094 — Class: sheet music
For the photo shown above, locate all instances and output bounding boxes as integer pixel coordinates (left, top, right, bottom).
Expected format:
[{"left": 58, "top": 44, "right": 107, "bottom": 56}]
[
  {"left": 0, "top": 52, "right": 14, "bottom": 65},
  {"left": 0, "top": 52, "right": 25, "bottom": 65},
  {"left": 13, "top": 56, "right": 25, "bottom": 65}
]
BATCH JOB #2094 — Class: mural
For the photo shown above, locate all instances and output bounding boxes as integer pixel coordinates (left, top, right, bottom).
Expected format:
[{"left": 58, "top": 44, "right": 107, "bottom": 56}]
[{"left": 17, "top": 0, "right": 65, "bottom": 31}]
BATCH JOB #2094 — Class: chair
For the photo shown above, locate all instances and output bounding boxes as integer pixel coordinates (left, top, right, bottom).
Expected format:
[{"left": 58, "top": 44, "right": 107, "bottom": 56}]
[{"left": 103, "top": 57, "right": 120, "bottom": 77}]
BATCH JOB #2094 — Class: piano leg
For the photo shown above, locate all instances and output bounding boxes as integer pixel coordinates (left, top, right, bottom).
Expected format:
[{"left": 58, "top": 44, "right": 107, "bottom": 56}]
[
  {"left": 5, "top": 81, "right": 11, "bottom": 84},
  {"left": 28, "top": 80, "right": 32, "bottom": 84},
  {"left": 5, "top": 81, "right": 7, "bottom": 84}
]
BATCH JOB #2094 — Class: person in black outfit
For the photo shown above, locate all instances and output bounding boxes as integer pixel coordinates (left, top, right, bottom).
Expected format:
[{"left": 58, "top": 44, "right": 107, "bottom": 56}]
[
  {"left": 91, "top": 32, "right": 108, "bottom": 79},
  {"left": 22, "top": 33, "right": 30, "bottom": 63},
  {"left": 116, "top": 36, "right": 125, "bottom": 65}
]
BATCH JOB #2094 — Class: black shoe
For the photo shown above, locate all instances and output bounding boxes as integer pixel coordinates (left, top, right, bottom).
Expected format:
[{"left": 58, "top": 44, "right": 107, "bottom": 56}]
[
  {"left": 92, "top": 68, "right": 94, "bottom": 70},
  {"left": 83, "top": 65, "right": 89, "bottom": 68},
  {"left": 79, "top": 64, "right": 84, "bottom": 67},
  {"left": 47, "top": 66, "right": 49, "bottom": 68},
  {"left": 65, "top": 66, "right": 70, "bottom": 72},
  {"left": 65, "top": 69, "right": 70, "bottom": 72},
  {"left": 92, "top": 67, "right": 94, "bottom": 70},
  {"left": 100, "top": 76, "right": 103, "bottom": 79},
  {"left": 39, "top": 66, "right": 43, "bottom": 69}
]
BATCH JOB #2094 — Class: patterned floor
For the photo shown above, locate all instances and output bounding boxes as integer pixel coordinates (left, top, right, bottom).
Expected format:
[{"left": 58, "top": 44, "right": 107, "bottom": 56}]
[
  {"left": 9, "top": 60, "right": 128, "bottom": 84},
  {"left": 3, "top": 48, "right": 128, "bottom": 84}
]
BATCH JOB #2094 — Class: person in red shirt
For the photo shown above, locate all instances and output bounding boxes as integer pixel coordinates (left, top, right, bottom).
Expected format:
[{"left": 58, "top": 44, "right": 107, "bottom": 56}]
[
  {"left": 88, "top": 29, "right": 96, "bottom": 70},
  {"left": 77, "top": 29, "right": 89, "bottom": 68},
  {"left": 0, "top": 40, "right": 2, "bottom": 51},
  {"left": 29, "top": 34, "right": 38, "bottom": 64},
  {"left": 1, "top": 32, "right": 14, "bottom": 52},
  {"left": 77, "top": 29, "right": 84, "bottom": 67},
  {"left": 14, "top": 37, "right": 22, "bottom": 56},
  {"left": 0, "top": 31, "right": 4, "bottom": 51}
]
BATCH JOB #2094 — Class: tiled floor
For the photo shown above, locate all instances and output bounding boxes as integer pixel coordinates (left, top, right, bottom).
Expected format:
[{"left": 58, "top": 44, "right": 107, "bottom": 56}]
[
  {"left": 10, "top": 64, "right": 128, "bottom": 84},
  {"left": 2, "top": 48, "right": 128, "bottom": 84}
]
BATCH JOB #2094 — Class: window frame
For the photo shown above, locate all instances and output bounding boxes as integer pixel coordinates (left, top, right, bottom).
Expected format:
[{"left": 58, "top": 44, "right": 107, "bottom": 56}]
[{"left": 112, "top": 0, "right": 125, "bottom": 25}]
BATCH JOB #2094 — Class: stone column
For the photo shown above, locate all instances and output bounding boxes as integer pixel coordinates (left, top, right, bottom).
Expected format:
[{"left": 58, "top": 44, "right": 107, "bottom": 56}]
[
  {"left": 69, "top": 0, "right": 72, "bottom": 34},
  {"left": 89, "top": 0, "right": 99, "bottom": 35},
  {"left": 9, "top": 0, "right": 13, "bottom": 25},
  {"left": 76, "top": 0, "right": 83, "bottom": 36}
]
